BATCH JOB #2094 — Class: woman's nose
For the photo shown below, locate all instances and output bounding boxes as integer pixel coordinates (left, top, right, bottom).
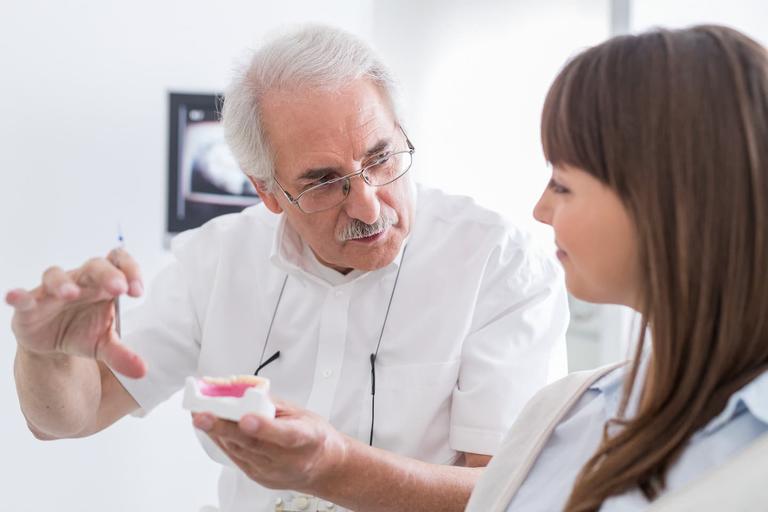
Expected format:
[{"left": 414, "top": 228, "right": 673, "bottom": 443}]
[{"left": 533, "top": 189, "right": 553, "bottom": 225}]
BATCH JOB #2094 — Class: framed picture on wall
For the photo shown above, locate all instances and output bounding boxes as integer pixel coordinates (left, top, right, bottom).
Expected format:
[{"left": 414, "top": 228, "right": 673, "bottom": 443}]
[{"left": 167, "top": 92, "right": 260, "bottom": 235}]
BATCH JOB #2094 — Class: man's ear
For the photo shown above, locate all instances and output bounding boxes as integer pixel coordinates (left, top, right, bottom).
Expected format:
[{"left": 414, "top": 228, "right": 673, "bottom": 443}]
[{"left": 249, "top": 176, "right": 283, "bottom": 214}]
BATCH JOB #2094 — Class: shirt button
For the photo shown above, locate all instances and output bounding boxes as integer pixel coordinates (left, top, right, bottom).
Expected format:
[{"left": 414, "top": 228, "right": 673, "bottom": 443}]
[
  {"left": 334, "top": 289, "right": 343, "bottom": 297},
  {"left": 322, "top": 501, "right": 336, "bottom": 510},
  {"left": 293, "top": 496, "right": 309, "bottom": 510},
  {"left": 322, "top": 369, "right": 333, "bottom": 378}
]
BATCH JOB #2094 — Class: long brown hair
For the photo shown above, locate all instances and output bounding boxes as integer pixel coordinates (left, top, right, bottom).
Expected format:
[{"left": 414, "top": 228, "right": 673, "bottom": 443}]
[{"left": 541, "top": 25, "right": 768, "bottom": 510}]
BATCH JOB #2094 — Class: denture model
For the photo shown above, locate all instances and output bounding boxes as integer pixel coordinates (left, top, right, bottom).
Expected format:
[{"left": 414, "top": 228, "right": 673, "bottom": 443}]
[{"left": 182, "top": 375, "right": 276, "bottom": 421}]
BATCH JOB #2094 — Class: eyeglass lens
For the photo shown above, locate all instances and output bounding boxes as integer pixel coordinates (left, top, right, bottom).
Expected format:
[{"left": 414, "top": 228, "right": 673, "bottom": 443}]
[{"left": 297, "top": 151, "right": 412, "bottom": 213}]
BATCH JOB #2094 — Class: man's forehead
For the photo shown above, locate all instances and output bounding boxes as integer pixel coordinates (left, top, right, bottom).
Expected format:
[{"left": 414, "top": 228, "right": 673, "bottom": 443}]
[
  {"left": 261, "top": 81, "right": 397, "bottom": 173},
  {"left": 276, "top": 103, "right": 389, "bottom": 142},
  {"left": 262, "top": 83, "right": 393, "bottom": 133}
]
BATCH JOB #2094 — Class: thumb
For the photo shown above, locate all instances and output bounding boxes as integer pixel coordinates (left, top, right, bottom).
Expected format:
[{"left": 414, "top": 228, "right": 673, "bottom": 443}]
[
  {"left": 96, "top": 332, "right": 147, "bottom": 379},
  {"left": 271, "top": 396, "right": 301, "bottom": 416}
]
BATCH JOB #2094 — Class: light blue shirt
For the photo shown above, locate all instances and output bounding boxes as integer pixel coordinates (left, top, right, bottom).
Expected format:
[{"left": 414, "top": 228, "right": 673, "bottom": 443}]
[{"left": 506, "top": 366, "right": 768, "bottom": 511}]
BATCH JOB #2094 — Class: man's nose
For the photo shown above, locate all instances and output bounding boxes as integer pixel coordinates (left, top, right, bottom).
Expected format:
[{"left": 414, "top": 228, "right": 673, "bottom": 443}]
[{"left": 343, "top": 174, "right": 381, "bottom": 225}]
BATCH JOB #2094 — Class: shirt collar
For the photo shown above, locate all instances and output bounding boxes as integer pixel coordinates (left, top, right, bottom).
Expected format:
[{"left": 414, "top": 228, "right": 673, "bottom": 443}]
[
  {"left": 700, "top": 369, "right": 768, "bottom": 436},
  {"left": 589, "top": 364, "right": 627, "bottom": 394},
  {"left": 590, "top": 362, "right": 768, "bottom": 437},
  {"left": 589, "top": 364, "right": 629, "bottom": 421},
  {"left": 589, "top": 357, "right": 650, "bottom": 422}
]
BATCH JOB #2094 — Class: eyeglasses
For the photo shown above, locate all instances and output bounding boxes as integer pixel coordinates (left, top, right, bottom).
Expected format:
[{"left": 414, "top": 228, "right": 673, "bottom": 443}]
[{"left": 273, "top": 127, "right": 415, "bottom": 214}]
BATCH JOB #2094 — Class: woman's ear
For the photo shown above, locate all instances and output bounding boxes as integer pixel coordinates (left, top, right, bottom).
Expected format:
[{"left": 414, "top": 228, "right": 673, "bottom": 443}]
[{"left": 249, "top": 177, "right": 283, "bottom": 214}]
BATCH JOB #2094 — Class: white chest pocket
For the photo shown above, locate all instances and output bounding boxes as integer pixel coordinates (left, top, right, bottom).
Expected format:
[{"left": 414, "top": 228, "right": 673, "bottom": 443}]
[{"left": 358, "top": 359, "right": 460, "bottom": 461}]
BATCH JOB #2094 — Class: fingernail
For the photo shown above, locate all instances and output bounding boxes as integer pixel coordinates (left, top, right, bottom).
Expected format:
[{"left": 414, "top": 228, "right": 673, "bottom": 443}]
[
  {"left": 129, "top": 280, "right": 144, "bottom": 296},
  {"left": 60, "top": 283, "right": 79, "bottom": 297},
  {"left": 195, "top": 414, "right": 214, "bottom": 432},
  {"left": 110, "top": 277, "right": 127, "bottom": 293},
  {"left": 241, "top": 415, "right": 259, "bottom": 433}
]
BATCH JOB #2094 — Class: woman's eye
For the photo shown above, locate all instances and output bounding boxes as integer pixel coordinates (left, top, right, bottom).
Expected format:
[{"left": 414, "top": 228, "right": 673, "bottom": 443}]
[{"left": 548, "top": 179, "right": 570, "bottom": 194}]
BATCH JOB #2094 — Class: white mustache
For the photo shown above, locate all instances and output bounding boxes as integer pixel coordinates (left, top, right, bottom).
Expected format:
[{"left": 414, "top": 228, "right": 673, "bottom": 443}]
[{"left": 338, "top": 210, "right": 398, "bottom": 241}]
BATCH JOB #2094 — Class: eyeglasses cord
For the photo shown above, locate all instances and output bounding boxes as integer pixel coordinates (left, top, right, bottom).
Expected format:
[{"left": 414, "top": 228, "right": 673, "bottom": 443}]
[{"left": 254, "top": 244, "right": 409, "bottom": 447}]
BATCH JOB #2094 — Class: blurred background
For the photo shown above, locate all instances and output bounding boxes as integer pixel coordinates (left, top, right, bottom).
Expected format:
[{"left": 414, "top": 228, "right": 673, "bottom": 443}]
[{"left": 1, "top": 1, "right": 766, "bottom": 510}]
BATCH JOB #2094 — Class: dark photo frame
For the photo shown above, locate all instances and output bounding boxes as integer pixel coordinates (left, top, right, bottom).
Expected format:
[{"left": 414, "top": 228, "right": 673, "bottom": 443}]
[{"left": 167, "top": 92, "right": 260, "bottom": 235}]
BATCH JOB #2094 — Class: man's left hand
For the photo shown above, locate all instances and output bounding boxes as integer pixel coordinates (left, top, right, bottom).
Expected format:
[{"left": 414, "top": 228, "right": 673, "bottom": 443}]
[{"left": 192, "top": 400, "right": 349, "bottom": 493}]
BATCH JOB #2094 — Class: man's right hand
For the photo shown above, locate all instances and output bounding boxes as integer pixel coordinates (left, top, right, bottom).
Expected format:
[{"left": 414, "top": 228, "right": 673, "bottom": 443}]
[{"left": 6, "top": 248, "right": 147, "bottom": 378}]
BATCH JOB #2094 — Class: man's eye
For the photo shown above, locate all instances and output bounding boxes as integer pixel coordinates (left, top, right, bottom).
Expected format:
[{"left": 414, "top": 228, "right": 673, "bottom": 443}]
[
  {"left": 309, "top": 175, "right": 334, "bottom": 187},
  {"left": 301, "top": 176, "right": 329, "bottom": 191},
  {"left": 369, "top": 153, "right": 392, "bottom": 168}
]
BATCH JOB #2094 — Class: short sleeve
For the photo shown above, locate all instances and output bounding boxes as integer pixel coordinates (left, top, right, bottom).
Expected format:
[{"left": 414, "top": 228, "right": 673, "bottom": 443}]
[
  {"left": 115, "top": 260, "right": 201, "bottom": 414},
  {"left": 450, "top": 235, "right": 569, "bottom": 455}
]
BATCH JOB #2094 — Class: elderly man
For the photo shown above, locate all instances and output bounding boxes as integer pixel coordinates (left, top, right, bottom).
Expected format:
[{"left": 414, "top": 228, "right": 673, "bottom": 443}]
[{"left": 9, "top": 26, "right": 568, "bottom": 512}]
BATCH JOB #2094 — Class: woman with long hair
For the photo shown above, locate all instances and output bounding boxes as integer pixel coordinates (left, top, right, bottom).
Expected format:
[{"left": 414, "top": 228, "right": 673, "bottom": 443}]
[{"left": 467, "top": 24, "right": 768, "bottom": 511}]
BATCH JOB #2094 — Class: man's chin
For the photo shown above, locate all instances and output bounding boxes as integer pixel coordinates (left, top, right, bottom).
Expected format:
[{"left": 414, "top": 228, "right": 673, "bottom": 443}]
[{"left": 341, "top": 233, "right": 403, "bottom": 271}]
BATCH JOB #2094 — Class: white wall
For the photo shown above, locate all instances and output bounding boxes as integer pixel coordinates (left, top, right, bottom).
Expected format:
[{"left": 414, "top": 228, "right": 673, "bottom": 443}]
[
  {"left": 0, "top": 2, "right": 372, "bottom": 511},
  {"left": 372, "top": 0, "right": 610, "bottom": 235},
  {"left": 632, "top": 0, "right": 768, "bottom": 45},
  {"left": 372, "top": 0, "right": 618, "bottom": 372}
]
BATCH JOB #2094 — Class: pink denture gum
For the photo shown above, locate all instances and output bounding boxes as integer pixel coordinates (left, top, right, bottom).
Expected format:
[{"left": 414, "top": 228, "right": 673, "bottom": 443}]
[
  {"left": 199, "top": 376, "right": 265, "bottom": 398},
  {"left": 182, "top": 375, "right": 276, "bottom": 421}
]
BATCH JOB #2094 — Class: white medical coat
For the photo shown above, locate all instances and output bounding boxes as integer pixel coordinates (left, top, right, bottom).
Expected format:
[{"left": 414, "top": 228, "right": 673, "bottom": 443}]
[{"left": 117, "top": 185, "right": 569, "bottom": 512}]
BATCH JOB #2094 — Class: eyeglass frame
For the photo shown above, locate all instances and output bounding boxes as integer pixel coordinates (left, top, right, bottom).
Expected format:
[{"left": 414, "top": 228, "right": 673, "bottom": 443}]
[{"left": 271, "top": 125, "right": 415, "bottom": 214}]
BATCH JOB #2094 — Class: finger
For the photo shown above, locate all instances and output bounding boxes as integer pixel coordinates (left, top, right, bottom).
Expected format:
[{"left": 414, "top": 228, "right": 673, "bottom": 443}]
[
  {"left": 209, "top": 428, "right": 274, "bottom": 468},
  {"left": 192, "top": 412, "right": 217, "bottom": 432},
  {"left": 195, "top": 415, "right": 278, "bottom": 471},
  {"left": 207, "top": 432, "right": 273, "bottom": 478},
  {"left": 107, "top": 248, "right": 144, "bottom": 298},
  {"left": 238, "top": 414, "right": 303, "bottom": 449},
  {"left": 76, "top": 258, "right": 128, "bottom": 296},
  {"left": 95, "top": 331, "right": 147, "bottom": 379},
  {"left": 220, "top": 438, "right": 273, "bottom": 467},
  {"left": 41, "top": 267, "right": 81, "bottom": 300},
  {"left": 271, "top": 396, "right": 298, "bottom": 412},
  {"left": 193, "top": 414, "right": 264, "bottom": 453},
  {"left": 5, "top": 288, "right": 38, "bottom": 312},
  {"left": 221, "top": 437, "right": 259, "bottom": 458},
  {"left": 193, "top": 413, "right": 245, "bottom": 440},
  {"left": 198, "top": 415, "right": 272, "bottom": 452},
  {"left": 200, "top": 415, "right": 243, "bottom": 439}
]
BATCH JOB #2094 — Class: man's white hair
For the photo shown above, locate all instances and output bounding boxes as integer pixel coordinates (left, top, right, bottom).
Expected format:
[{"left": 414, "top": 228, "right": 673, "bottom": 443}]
[{"left": 222, "top": 25, "right": 400, "bottom": 189}]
